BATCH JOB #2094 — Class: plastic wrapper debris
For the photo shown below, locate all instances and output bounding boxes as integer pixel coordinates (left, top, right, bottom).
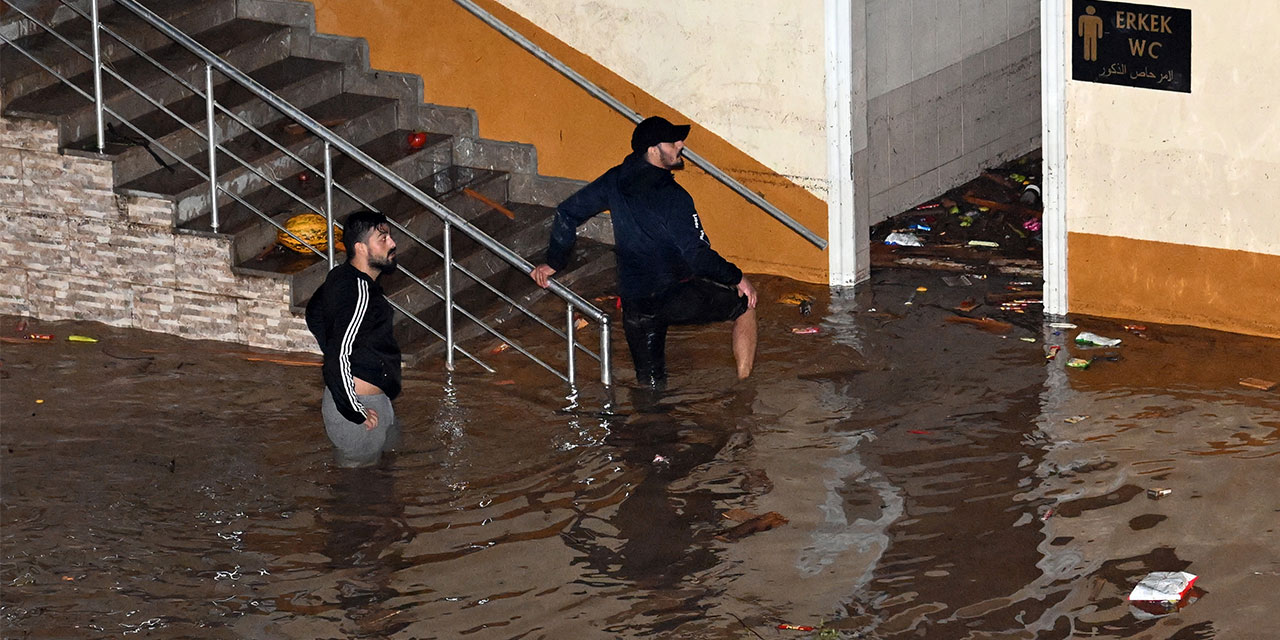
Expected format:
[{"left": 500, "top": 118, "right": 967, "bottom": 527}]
[
  {"left": 1075, "top": 331, "right": 1122, "bottom": 347},
  {"left": 1129, "top": 571, "right": 1197, "bottom": 602},
  {"left": 791, "top": 326, "right": 821, "bottom": 335},
  {"left": 1239, "top": 377, "right": 1277, "bottom": 391},
  {"left": 1066, "top": 357, "right": 1092, "bottom": 369},
  {"left": 1147, "top": 487, "right": 1172, "bottom": 499},
  {"left": 884, "top": 232, "right": 923, "bottom": 246}
]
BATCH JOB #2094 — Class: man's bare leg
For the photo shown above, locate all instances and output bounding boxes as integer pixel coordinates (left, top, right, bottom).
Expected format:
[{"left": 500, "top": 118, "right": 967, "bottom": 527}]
[{"left": 732, "top": 308, "right": 757, "bottom": 379}]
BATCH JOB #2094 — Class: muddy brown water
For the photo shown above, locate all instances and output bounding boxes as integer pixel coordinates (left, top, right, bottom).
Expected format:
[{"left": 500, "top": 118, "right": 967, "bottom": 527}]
[{"left": 2, "top": 270, "right": 1278, "bottom": 639}]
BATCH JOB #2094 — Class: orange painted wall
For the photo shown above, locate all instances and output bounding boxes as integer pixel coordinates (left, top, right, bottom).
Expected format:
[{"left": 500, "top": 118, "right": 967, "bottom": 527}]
[
  {"left": 1068, "top": 233, "right": 1280, "bottom": 339},
  {"left": 306, "top": 0, "right": 829, "bottom": 283}
]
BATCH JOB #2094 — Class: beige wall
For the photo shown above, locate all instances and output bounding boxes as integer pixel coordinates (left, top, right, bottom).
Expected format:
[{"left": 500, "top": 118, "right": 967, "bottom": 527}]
[
  {"left": 493, "top": 0, "right": 830, "bottom": 196},
  {"left": 1066, "top": 0, "right": 1280, "bottom": 254},
  {"left": 1064, "top": 0, "right": 1280, "bottom": 337}
]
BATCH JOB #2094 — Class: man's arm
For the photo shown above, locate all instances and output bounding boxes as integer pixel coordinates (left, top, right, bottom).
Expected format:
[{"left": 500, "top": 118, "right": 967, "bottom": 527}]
[
  {"left": 535, "top": 178, "right": 611, "bottom": 283},
  {"left": 660, "top": 192, "right": 744, "bottom": 288},
  {"left": 318, "top": 277, "right": 373, "bottom": 425}
]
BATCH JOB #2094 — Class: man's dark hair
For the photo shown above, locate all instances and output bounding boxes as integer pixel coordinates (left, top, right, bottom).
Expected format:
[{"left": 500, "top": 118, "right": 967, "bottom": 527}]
[{"left": 344, "top": 210, "right": 390, "bottom": 259}]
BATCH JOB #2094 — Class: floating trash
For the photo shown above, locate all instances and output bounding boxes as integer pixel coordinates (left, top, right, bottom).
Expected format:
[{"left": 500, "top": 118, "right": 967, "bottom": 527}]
[
  {"left": 885, "top": 232, "right": 923, "bottom": 247},
  {"left": 1239, "top": 377, "right": 1277, "bottom": 391},
  {"left": 1075, "top": 331, "right": 1122, "bottom": 347},
  {"left": 1129, "top": 571, "right": 1197, "bottom": 603},
  {"left": 777, "top": 624, "right": 816, "bottom": 632}
]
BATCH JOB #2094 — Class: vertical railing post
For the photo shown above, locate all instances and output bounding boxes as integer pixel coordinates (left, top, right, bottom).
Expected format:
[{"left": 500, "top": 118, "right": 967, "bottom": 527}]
[
  {"left": 90, "top": 1, "right": 105, "bottom": 153},
  {"left": 323, "top": 140, "right": 335, "bottom": 269},
  {"left": 204, "top": 64, "right": 218, "bottom": 232},
  {"left": 599, "top": 318, "right": 611, "bottom": 386},
  {"left": 443, "top": 222, "right": 455, "bottom": 371},
  {"left": 566, "top": 304, "right": 576, "bottom": 386}
]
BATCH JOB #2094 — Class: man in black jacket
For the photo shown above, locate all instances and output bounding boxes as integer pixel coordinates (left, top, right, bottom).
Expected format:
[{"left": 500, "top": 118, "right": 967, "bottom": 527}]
[
  {"left": 530, "top": 116, "right": 758, "bottom": 386},
  {"left": 305, "top": 211, "right": 402, "bottom": 467}
]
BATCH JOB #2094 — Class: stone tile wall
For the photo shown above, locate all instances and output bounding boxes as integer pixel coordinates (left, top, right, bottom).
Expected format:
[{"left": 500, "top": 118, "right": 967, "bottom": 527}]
[{"left": 0, "top": 115, "right": 316, "bottom": 353}]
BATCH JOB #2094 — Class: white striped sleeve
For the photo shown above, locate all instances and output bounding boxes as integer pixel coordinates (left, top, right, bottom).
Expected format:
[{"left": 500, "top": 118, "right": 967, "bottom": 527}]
[{"left": 338, "top": 278, "right": 369, "bottom": 418}]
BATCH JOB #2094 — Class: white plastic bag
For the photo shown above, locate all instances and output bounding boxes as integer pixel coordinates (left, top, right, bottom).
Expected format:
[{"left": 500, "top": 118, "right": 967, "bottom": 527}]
[
  {"left": 1075, "top": 331, "right": 1122, "bottom": 347},
  {"left": 884, "top": 232, "right": 923, "bottom": 247}
]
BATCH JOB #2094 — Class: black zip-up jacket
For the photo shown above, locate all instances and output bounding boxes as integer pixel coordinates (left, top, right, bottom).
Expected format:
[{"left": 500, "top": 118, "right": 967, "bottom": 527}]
[
  {"left": 546, "top": 152, "right": 742, "bottom": 300},
  {"left": 305, "top": 262, "right": 402, "bottom": 423}
]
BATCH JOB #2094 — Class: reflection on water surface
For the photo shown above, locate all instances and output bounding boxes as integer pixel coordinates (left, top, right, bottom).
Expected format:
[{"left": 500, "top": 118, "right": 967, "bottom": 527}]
[{"left": 3, "top": 270, "right": 1278, "bottom": 638}]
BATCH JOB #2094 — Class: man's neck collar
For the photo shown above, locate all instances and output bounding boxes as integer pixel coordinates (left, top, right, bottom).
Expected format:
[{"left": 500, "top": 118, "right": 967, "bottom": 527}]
[{"left": 349, "top": 257, "right": 381, "bottom": 280}]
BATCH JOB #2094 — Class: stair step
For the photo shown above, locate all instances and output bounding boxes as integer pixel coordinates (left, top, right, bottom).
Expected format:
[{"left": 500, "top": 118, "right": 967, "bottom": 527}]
[
  {"left": 120, "top": 91, "right": 398, "bottom": 221},
  {"left": 382, "top": 197, "right": 553, "bottom": 319},
  {"left": 188, "top": 127, "right": 453, "bottom": 266},
  {"left": 399, "top": 236, "right": 617, "bottom": 365},
  {"left": 1, "top": 0, "right": 237, "bottom": 103},
  {"left": 240, "top": 166, "right": 513, "bottom": 308},
  {"left": 5, "top": 18, "right": 292, "bottom": 142},
  {"left": 63, "top": 57, "right": 346, "bottom": 185}
]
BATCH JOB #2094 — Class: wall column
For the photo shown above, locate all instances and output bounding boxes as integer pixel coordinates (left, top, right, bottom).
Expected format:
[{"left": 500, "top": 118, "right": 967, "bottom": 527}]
[
  {"left": 1041, "top": 0, "right": 1069, "bottom": 315},
  {"left": 825, "top": 0, "right": 867, "bottom": 286}
]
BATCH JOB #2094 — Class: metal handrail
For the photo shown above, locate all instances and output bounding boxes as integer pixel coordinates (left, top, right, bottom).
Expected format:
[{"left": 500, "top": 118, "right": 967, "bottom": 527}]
[
  {"left": 452, "top": 0, "right": 829, "bottom": 251},
  {"left": 2, "top": 0, "right": 612, "bottom": 385}
]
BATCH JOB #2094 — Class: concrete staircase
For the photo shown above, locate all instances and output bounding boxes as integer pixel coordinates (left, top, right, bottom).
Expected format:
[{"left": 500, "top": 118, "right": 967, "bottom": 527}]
[{"left": 0, "top": 0, "right": 615, "bottom": 368}]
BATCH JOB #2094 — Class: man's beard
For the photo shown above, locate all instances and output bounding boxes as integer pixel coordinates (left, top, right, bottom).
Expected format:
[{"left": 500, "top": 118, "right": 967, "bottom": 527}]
[{"left": 370, "top": 253, "right": 397, "bottom": 273}]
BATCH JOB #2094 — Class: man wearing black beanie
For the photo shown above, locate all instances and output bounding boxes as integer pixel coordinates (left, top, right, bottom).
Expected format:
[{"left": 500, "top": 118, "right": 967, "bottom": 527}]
[{"left": 529, "top": 116, "right": 758, "bottom": 387}]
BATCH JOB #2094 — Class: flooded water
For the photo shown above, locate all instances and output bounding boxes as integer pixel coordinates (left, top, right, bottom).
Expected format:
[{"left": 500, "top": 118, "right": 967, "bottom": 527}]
[{"left": 3, "top": 269, "right": 1278, "bottom": 639}]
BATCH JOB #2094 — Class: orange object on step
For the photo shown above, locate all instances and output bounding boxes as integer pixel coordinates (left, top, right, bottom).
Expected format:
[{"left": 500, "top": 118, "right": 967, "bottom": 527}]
[{"left": 462, "top": 187, "right": 515, "bottom": 220}]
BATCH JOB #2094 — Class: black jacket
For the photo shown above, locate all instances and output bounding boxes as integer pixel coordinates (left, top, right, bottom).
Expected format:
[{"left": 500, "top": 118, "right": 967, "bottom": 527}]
[
  {"left": 546, "top": 152, "right": 742, "bottom": 300},
  {"left": 305, "top": 262, "right": 402, "bottom": 423}
]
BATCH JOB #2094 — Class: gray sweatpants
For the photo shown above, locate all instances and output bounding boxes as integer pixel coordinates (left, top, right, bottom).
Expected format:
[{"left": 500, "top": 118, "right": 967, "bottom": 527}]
[{"left": 322, "top": 388, "right": 401, "bottom": 468}]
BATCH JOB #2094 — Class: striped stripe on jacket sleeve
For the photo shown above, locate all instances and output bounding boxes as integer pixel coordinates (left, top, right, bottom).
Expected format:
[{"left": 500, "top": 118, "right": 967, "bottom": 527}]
[{"left": 338, "top": 278, "right": 369, "bottom": 419}]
